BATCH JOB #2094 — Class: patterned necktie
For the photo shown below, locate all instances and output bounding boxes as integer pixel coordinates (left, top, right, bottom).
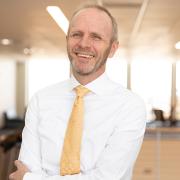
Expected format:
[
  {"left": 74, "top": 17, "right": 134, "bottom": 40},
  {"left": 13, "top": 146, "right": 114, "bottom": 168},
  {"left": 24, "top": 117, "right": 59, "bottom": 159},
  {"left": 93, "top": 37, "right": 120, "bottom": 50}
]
[{"left": 60, "top": 85, "right": 90, "bottom": 175}]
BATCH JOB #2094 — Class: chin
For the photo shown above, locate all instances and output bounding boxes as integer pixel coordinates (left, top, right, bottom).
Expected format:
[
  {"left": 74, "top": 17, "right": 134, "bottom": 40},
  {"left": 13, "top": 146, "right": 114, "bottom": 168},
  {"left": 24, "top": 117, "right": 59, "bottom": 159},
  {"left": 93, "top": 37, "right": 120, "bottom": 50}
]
[
  {"left": 74, "top": 68, "right": 95, "bottom": 76},
  {"left": 73, "top": 64, "right": 94, "bottom": 74}
]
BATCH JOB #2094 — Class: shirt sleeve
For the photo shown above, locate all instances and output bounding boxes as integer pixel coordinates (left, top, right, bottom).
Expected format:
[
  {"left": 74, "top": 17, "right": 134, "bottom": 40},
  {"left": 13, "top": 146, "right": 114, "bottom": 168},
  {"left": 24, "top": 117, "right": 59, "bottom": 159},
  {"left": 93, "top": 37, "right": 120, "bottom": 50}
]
[
  {"left": 19, "top": 94, "right": 46, "bottom": 176},
  {"left": 23, "top": 96, "right": 146, "bottom": 180}
]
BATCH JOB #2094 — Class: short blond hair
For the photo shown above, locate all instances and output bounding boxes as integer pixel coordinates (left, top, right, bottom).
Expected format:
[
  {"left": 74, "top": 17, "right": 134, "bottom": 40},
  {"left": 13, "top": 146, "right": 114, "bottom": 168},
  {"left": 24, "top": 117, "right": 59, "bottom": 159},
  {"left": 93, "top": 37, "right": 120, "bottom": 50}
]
[{"left": 69, "top": 4, "right": 118, "bottom": 42}]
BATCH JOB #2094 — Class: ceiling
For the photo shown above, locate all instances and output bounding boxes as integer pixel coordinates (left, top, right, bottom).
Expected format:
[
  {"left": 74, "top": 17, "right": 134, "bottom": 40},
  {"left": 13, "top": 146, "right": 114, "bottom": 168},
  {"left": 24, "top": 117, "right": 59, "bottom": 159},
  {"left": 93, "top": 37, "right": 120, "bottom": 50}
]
[{"left": 0, "top": 0, "right": 180, "bottom": 60}]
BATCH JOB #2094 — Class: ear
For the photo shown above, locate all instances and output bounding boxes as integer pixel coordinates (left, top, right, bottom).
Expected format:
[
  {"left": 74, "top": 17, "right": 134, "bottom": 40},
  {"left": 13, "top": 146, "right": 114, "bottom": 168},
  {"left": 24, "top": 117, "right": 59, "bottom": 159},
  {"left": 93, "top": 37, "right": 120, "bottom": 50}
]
[{"left": 108, "top": 41, "right": 119, "bottom": 58}]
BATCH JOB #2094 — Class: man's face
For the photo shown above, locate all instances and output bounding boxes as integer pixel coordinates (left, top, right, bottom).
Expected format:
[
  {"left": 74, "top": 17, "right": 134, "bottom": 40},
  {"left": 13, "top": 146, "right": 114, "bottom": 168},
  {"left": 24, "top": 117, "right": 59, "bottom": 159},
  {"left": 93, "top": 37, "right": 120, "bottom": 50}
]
[{"left": 67, "top": 8, "right": 118, "bottom": 76}]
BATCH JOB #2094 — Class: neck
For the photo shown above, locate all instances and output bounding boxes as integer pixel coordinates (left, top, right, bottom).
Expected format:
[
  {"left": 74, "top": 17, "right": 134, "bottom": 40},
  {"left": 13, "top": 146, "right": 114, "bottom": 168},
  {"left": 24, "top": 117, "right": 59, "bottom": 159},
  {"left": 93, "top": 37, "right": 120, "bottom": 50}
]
[{"left": 72, "top": 69, "right": 105, "bottom": 85}]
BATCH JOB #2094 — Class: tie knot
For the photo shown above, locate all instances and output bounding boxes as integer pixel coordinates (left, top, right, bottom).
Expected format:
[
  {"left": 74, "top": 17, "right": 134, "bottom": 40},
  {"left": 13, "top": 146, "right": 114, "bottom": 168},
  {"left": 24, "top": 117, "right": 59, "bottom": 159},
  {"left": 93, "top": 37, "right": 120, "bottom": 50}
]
[{"left": 75, "top": 85, "right": 90, "bottom": 97}]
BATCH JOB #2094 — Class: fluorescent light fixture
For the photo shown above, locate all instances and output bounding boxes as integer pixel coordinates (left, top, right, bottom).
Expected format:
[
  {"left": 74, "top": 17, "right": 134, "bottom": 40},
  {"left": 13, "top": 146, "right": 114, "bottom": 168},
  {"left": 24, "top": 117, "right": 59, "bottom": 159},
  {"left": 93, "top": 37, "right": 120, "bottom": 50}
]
[
  {"left": 1, "top": 38, "right": 13, "bottom": 45},
  {"left": 175, "top": 41, "right": 180, "bottom": 49},
  {"left": 46, "top": 6, "right": 69, "bottom": 35}
]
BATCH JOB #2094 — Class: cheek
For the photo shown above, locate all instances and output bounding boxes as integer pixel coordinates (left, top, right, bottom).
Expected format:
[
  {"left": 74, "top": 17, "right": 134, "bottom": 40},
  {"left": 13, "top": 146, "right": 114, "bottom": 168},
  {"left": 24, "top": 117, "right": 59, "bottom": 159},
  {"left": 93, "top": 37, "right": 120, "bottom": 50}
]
[
  {"left": 67, "top": 38, "right": 81, "bottom": 46},
  {"left": 67, "top": 41, "right": 73, "bottom": 50},
  {"left": 94, "top": 43, "right": 108, "bottom": 54},
  {"left": 67, "top": 40, "right": 76, "bottom": 50}
]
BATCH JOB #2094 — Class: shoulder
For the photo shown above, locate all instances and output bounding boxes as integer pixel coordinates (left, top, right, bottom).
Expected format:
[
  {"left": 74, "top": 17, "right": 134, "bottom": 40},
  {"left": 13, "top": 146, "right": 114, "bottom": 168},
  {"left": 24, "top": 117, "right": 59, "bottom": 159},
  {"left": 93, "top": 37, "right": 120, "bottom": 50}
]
[
  {"left": 29, "top": 79, "right": 71, "bottom": 103},
  {"left": 111, "top": 82, "right": 146, "bottom": 111},
  {"left": 111, "top": 84, "right": 147, "bottom": 128}
]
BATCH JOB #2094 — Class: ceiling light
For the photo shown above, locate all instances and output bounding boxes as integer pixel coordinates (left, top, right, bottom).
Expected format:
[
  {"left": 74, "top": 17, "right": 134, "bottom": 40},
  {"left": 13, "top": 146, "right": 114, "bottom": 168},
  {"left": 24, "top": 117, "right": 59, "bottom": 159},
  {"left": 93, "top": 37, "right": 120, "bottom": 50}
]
[
  {"left": 175, "top": 41, "right": 180, "bottom": 49},
  {"left": 23, "top": 47, "right": 36, "bottom": 55},
  {"left": 23, "top": 48, "right": 31, "bottom": 55},
  {"left": 46, "top": 6, "right": 69, "bottom": 35},
  {"left": 1, "top": 38, "right": 13, "bottom": 45}
]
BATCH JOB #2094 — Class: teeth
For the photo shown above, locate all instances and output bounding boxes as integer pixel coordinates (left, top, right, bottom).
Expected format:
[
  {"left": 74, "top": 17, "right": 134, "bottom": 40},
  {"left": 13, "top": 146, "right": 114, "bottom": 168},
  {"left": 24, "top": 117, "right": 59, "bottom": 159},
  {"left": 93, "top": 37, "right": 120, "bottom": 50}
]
[{"left": 77, "top": 53, "right": 94, "bottom": 58}]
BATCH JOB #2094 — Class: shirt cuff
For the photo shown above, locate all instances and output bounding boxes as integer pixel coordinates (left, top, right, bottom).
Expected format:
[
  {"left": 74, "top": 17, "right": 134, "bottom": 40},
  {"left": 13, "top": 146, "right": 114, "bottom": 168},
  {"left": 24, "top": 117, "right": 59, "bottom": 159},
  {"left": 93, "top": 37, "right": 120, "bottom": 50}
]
[{"left": 23, "top": 172, "right": 43, "bottom": 180}]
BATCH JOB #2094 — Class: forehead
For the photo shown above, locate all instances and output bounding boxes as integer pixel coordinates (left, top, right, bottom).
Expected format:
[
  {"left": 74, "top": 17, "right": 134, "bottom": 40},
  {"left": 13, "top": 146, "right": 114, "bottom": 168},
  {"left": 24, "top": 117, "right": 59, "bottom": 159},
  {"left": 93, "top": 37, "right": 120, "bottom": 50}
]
[{"left": 69, "top": 8, "right": 112, "bottom": 37}]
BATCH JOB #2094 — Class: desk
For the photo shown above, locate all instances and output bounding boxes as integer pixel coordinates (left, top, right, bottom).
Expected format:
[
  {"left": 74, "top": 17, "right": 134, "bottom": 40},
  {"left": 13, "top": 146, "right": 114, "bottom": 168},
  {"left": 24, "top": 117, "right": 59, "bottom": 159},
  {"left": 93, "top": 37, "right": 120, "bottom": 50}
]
[
  {"left": 0, "top": 128, "right": 22, "bottom": 180},
  {"left": 0, "top": 128, "right": 22, "bottom": 142}
]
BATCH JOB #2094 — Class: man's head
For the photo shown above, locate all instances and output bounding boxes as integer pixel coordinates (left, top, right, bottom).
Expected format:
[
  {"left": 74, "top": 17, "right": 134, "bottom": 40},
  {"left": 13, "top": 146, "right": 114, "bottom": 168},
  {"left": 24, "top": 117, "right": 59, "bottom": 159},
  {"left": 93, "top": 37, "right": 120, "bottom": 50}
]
[
  {"left": 68, "top": 4, "right": 118, "bottom": 42},
  {"left": 67, "top": 4, "right": 119, "bottom": 81}
]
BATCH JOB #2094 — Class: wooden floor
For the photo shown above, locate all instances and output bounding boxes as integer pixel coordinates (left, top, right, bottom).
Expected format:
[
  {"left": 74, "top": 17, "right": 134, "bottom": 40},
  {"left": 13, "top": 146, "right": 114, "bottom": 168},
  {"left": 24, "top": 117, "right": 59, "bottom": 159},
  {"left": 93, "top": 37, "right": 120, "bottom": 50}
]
[{"left": 133, "top": 128, "right": 180, "bottom": 180}]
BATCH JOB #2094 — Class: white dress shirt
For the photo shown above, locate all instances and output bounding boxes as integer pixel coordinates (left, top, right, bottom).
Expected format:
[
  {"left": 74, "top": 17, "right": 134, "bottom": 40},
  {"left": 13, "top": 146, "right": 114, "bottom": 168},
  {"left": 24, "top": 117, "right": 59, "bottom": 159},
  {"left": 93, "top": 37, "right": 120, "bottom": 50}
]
[{"left": 19, "top": 73, "right": 146, "bottom": 180}]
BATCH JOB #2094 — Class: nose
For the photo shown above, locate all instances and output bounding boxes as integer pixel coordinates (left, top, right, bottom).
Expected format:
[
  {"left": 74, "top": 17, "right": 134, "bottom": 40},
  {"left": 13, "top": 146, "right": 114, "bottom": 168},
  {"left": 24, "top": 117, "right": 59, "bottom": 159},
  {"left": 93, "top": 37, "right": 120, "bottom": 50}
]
[{"left": 78, "top": 35, "right": 91, "bottom": 48}]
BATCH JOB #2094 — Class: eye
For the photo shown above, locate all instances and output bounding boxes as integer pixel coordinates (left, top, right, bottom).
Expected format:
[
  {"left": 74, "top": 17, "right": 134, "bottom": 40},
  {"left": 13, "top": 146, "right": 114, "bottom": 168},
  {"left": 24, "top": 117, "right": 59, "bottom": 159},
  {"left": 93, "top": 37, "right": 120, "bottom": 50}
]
[
  {"left": 91, "top": 34, "right": 102, "bottom": 41},
  {"left": 70, "top": 32, "right": 82, "bottom": 39}
]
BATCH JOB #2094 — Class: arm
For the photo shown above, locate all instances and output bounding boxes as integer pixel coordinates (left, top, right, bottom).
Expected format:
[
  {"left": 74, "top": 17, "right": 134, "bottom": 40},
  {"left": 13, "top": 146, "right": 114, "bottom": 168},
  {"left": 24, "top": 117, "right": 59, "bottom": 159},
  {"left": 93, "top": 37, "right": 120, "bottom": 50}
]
[
  {"left": 21, "top": 97, "right": 146, "bottom": 180},
  {"left": 18, "top": 95, "right": 46, "bottom": 175}
]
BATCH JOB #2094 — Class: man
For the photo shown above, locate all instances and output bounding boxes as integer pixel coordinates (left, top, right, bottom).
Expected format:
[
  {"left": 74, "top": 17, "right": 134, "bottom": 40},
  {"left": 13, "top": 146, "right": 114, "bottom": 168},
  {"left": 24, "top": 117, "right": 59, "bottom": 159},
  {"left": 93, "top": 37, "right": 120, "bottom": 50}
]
[{"left": 9, "top": 4, "right": 146, "bottom": 180}]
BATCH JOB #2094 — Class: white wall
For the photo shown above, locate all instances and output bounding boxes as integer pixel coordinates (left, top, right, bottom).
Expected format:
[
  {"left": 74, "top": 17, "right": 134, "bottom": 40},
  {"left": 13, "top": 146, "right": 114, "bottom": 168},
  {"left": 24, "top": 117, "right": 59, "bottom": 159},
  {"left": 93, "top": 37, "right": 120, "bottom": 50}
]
[
  {"left": 0, "top": 60, "right": 16, "bottom": 117},
  {"left": 27, "top": 57, "right": 70, "bottom": 100}
]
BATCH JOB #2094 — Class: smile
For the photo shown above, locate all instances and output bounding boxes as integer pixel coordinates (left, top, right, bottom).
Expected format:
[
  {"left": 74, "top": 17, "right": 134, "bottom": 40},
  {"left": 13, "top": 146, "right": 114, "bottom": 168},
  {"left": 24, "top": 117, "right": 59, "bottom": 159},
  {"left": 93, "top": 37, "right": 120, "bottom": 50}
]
[{"left": 76, "top": 53, "right": 94, "bottom": 59}]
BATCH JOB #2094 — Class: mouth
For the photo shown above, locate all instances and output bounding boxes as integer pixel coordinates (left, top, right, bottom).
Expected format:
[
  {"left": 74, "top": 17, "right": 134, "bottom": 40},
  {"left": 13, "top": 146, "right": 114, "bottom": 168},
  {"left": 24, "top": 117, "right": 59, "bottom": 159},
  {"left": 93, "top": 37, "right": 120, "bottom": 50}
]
[
  {"left": 76, "top": 53, "right": 95, "bottom": 59},
  {"left": 73, "top": 50, "right": 95, "bottom": 60}
]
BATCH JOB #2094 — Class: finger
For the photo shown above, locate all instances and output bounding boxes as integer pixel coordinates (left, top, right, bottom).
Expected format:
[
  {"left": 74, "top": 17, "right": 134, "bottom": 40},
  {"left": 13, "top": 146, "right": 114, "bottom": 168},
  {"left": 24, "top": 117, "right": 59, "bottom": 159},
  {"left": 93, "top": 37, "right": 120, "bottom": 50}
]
[
  {"left": 14, "top": 160, "right": 23, "bottom": 168},
  {"left": 9, "top": 172, "right": 15, "bottom": 180},
  {"left": 14, "top": 160, "right": 30, "bottom": 172}
]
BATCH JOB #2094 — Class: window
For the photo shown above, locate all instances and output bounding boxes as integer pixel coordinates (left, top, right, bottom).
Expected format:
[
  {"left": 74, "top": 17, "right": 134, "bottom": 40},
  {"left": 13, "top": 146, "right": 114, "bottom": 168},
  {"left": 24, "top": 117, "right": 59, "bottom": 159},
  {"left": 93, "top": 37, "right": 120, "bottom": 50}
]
[
  {"left": 131, "top": 57, "right": 172, "bottom": 120},
  {"left": 106, "top": 49, "right": 127, "bottom": 87},
  {"left": 176, "top": 61, "right": 180, "bottom": 119},
  {"left": 27, "top": 57, "right": 70, "bottom": 100}
]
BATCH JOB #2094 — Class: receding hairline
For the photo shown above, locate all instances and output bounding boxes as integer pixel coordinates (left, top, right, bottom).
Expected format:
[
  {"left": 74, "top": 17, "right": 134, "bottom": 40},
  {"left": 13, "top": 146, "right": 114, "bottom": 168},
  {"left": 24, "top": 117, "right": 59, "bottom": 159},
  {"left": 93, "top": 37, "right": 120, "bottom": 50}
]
[{"left": 68, "top": 4, "right": 118, "bottom": 42}]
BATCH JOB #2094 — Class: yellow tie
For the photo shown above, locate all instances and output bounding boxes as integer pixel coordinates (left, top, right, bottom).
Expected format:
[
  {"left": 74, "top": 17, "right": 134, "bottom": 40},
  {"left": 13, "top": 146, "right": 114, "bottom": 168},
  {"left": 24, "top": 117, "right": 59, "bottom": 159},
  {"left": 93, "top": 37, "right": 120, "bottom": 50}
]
[{"left": 60, "top": 85, "right": 90, "bottom": 176}]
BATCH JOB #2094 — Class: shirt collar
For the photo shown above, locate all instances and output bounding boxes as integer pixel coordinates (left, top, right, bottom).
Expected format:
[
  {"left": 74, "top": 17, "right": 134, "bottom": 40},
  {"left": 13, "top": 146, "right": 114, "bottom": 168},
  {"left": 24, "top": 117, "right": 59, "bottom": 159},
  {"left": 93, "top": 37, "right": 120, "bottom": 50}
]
[{"left": 70, "top": 73, "right": 119, "bottom": 96}]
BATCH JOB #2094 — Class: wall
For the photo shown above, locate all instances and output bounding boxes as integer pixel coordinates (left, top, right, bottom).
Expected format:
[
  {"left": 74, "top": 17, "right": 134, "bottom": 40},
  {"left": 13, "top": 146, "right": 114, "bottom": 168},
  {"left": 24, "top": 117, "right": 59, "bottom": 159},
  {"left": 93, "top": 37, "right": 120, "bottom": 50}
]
[{"left": 0, "top": 59, "right": 16, "bottom": 123}]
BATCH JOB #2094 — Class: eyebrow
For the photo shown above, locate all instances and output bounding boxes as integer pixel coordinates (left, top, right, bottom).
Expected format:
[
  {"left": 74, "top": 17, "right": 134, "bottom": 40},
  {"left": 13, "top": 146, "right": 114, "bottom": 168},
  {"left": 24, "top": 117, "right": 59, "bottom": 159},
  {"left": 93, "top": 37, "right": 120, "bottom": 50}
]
[
  {"left": 90, "top": 32, "right": 101, "bottom": 37},
  {"left": 69, "top": 28, "right": 108, "bottom": 41}
]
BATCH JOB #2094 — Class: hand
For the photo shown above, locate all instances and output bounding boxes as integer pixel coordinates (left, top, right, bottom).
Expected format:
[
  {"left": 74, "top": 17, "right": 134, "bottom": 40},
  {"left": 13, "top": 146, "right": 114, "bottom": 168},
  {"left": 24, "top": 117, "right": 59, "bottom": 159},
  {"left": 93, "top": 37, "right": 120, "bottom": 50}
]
[{"left": 9, "top": 160, "right": 30, "bottom": 180}]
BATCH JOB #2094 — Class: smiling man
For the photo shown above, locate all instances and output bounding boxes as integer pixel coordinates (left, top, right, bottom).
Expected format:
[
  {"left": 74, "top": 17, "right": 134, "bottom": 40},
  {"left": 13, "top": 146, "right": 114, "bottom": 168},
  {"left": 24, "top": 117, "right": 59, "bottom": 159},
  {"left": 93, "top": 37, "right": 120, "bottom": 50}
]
[
  {"left": 67, "top": 5, "right": 118, "bottom": 84},
  {"left": 9, "top": 4, "right": 146, "bottom": 180}
]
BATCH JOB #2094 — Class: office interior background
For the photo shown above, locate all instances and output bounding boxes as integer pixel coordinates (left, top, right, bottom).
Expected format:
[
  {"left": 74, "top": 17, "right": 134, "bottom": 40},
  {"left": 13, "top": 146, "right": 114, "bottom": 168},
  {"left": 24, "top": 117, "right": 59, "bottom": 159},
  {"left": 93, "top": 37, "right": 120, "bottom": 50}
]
[{"left": 0, "top": 0, "right": 180, "bottom": 179}]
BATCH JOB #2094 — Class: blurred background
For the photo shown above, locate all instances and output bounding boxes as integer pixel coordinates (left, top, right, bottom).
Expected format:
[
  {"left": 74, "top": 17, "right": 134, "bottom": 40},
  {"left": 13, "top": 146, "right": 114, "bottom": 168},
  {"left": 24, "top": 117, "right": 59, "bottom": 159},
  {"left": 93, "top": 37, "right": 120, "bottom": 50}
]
[{"left": 0, "top": 0, "right": 180, "bottom": 179}]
